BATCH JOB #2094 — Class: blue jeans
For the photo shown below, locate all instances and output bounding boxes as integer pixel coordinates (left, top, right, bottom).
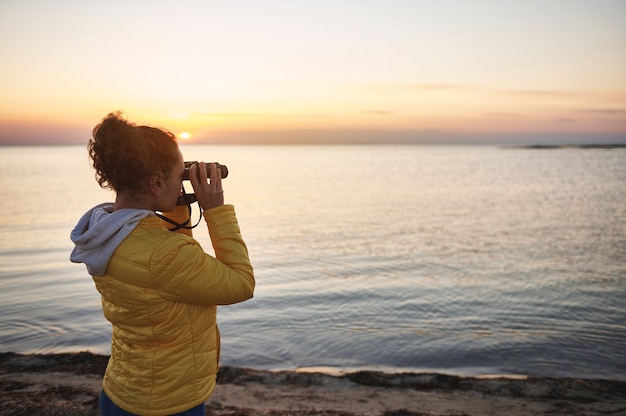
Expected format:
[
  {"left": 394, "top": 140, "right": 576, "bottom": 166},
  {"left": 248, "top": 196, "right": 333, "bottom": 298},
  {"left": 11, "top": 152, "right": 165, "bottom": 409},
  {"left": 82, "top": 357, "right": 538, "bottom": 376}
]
[{"left": 99, "top": 391, "right": 206, "bottom": 416}]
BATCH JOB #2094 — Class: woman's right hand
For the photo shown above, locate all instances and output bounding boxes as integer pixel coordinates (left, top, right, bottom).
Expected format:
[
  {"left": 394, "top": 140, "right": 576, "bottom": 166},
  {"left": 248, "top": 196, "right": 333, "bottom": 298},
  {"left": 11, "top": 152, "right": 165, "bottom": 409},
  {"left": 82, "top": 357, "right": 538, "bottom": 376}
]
[{"left": 189, "top": 162, "right": 224, "bottom": 210}]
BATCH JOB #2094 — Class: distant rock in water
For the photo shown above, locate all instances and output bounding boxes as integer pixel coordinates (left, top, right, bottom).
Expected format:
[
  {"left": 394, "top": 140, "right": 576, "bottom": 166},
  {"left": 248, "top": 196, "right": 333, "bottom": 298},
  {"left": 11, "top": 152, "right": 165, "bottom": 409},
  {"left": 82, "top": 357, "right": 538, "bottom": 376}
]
[{"left": 512, "top": 144, "right": 626, "bottom": 149}]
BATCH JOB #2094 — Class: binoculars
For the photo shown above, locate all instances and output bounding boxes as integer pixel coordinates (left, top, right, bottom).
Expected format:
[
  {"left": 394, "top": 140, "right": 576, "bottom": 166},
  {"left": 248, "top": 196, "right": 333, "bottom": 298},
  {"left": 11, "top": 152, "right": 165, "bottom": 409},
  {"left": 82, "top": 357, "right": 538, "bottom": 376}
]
[
  {"left": 182, "top": 161, "right": 228, "bottom": 181},
  {"left": 177, "top": 162, "right": 228, "bottom": 206}
]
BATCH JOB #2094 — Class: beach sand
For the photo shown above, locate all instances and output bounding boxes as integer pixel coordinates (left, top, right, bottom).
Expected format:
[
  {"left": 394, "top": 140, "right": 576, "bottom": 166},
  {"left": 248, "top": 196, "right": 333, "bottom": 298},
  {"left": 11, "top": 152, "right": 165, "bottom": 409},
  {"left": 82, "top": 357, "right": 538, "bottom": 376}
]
[{"left": 1, "top": 352, "right": 624, "bottom": 416}]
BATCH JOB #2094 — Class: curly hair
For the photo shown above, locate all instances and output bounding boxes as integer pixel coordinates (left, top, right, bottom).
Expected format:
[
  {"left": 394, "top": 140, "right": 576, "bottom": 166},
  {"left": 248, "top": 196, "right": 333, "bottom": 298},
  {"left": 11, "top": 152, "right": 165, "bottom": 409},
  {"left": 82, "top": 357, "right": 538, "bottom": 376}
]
[{"left": 88, "top": 112, "right": 179, "bottom": 193}]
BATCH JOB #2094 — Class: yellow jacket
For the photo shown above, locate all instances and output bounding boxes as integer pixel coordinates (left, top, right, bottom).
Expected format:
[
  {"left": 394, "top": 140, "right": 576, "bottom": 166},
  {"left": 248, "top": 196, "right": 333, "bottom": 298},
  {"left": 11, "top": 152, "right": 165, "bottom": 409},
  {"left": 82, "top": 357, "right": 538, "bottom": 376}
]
[{"left": 87, "top": 205, "right": 253, "bottom": 415}]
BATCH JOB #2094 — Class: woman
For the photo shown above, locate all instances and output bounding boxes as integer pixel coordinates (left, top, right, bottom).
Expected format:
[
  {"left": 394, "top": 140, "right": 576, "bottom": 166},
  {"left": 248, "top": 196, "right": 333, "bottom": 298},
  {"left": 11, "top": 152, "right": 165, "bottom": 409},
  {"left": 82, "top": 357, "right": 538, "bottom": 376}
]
[{"left": 70, "top": 112, "right": 254, "bottom": 415}]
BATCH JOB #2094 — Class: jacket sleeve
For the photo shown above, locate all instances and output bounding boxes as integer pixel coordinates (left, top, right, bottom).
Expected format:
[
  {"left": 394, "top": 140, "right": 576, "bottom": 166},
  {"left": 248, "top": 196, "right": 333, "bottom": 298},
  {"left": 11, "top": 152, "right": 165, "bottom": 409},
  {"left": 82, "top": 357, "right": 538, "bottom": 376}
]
[{"left": 150, "top": 205, "right": 254, "bottom": 305}]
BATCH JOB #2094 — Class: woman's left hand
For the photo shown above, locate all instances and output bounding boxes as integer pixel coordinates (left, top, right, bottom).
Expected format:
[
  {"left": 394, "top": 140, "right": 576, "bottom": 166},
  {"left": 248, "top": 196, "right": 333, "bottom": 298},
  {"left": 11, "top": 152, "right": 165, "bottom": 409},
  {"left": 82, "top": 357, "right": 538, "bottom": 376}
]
[{"left": 189, "top": 162, "right": 224, "bottom": 210}]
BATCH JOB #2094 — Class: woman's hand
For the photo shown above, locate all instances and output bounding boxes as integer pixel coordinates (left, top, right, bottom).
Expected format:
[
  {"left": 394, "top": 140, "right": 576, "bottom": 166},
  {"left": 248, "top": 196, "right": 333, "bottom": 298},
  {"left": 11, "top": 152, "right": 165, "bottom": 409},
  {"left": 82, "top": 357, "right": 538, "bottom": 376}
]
[{"left": 189, "top": 162, "right": 224, "bottom": 210}]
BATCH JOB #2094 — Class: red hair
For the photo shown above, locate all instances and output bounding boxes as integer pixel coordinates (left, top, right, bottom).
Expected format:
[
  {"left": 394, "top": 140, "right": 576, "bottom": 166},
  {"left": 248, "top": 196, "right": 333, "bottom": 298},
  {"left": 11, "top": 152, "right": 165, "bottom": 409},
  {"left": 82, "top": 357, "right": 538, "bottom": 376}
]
[{"left": 88, "top": 112, "right": 179, "bottom": 193}]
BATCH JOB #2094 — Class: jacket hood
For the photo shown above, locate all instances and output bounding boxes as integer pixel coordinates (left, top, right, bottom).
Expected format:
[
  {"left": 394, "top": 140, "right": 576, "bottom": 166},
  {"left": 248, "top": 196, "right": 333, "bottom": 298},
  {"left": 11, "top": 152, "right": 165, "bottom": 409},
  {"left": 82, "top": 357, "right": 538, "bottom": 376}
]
[{"left": 70, "top": 202, "right": 154, "bottom": 276}]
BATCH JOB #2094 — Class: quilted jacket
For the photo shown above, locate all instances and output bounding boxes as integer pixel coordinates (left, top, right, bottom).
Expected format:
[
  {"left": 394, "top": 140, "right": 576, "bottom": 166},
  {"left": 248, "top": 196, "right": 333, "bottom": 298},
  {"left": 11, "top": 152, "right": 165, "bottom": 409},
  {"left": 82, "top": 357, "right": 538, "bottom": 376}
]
[{"left": 71, "top": 204, "right": 254, "bottom": 415}]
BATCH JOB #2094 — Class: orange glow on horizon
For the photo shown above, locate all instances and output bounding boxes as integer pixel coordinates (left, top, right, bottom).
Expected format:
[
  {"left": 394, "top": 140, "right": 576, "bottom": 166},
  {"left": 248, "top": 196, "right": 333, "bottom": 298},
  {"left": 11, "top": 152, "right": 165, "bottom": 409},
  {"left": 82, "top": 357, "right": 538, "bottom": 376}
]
[{"left": 0, "top": 2, "right": 624, "bottom": 145}]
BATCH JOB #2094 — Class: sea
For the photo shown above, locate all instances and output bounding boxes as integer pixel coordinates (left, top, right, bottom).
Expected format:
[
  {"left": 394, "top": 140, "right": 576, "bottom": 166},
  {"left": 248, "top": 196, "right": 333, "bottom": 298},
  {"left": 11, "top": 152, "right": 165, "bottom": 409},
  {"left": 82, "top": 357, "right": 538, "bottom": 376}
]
[{"left": 0, "top": 144, "right": 624, "bottom": 381}]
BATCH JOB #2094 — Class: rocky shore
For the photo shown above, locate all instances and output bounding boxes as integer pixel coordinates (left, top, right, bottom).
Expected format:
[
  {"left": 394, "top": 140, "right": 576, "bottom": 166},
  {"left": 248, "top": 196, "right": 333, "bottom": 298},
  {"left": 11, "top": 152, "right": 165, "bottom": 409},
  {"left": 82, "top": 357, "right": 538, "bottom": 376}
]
[{"left": 1, "top": 352, "right": 625, "bottom": 415}]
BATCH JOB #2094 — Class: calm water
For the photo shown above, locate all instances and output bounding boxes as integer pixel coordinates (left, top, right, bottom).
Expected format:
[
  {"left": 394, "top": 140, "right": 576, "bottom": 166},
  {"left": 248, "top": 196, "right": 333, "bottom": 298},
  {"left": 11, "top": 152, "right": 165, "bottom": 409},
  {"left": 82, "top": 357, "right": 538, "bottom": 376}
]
[{"left": 0, "top": 144, "right": 625, "bottom": 380}]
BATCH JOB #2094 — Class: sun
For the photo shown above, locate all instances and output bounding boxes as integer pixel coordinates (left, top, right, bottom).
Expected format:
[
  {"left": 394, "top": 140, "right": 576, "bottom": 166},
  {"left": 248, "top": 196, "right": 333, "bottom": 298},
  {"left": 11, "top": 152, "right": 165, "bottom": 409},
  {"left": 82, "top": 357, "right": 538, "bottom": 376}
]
[{"left": 178, "top": 132, "right": 191, "bottom": 140}]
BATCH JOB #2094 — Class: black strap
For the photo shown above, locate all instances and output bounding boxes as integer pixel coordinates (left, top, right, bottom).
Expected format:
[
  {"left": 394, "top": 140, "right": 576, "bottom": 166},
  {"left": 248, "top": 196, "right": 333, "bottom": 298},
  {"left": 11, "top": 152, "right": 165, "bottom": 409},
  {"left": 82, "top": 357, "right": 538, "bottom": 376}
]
[{"left": 155, "top": 194, "right": 203, "bottom": 231}]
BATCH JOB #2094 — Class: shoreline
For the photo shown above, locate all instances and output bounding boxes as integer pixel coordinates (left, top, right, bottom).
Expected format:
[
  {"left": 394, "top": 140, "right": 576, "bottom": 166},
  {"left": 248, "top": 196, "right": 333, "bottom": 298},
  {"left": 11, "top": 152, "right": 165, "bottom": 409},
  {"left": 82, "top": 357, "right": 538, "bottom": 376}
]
[{"left": 1, "top": 352, "right": 625, "bottom": 415}]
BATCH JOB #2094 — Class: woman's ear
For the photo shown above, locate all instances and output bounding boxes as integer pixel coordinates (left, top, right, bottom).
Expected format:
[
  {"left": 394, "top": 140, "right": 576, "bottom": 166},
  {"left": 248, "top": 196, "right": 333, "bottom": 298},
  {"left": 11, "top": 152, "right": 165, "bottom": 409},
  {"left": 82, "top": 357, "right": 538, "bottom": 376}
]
[{"left": 148, "top": 172, "right": 164, "bottom": 196}]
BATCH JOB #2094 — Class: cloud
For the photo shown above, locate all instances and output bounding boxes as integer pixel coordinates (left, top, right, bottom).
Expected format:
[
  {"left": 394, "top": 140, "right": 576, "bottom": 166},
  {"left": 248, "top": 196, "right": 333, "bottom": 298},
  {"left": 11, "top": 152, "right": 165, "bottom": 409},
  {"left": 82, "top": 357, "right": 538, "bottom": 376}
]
[
  {"left": 361, "top": 110, "right": 396, "bottom": 115},
  {"left": 192, "top": 128, "right": 444, "bottom": 144},
  {"left": 553, "top": 118, "right": 576, "bottom": 124},
  {"left": 484, "top": 112, "right": 524, "bottom": 118},
  {"left": 579, "top": 109, "right": 626, "bottom": 115},
  {"left": 500, "top": 90, "right": 626, "bottom": 105},
  {"left": 191, "top": 112, "right": 331, "bottom": 119},
  {"left": 501, "top": 89, "right": 577, "bottom": 97},
  {"left": 0, "top": 121, "right": 88, "bottom": 145},
  {"left": 357, "top": 84, "right": 626, "bottom": 110},
  {"left": 359, "top": 83, "right": 480, "bottom": 92},
  {"left": 405, "top": 84, "right": 477, "bottom": 91},
  {"left": 187, "top": 128, "right": 626, "bottom": 145}
]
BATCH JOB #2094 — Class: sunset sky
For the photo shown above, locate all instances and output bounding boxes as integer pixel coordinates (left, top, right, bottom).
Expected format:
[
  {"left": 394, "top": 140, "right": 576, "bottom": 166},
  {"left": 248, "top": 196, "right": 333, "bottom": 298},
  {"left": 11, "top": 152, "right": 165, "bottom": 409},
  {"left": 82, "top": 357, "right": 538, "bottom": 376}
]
[{"left": 1, "top": 0, "right": 625, "bottom": 145}]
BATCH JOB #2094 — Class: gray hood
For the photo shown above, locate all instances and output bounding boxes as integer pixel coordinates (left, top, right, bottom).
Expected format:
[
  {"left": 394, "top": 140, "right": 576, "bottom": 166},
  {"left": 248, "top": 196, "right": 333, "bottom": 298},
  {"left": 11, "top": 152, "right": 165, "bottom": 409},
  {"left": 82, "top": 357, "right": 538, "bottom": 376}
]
[{"left": 70, "top": 203, "right": 154, "bottom": 276}]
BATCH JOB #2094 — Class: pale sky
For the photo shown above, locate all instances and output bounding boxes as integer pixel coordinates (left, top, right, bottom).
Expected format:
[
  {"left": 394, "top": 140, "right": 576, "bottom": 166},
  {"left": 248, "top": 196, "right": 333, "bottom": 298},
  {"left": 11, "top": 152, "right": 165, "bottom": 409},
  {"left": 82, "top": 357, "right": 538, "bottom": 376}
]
[{"left": 1, "top": 0, "right": 625, "bottom": 144}]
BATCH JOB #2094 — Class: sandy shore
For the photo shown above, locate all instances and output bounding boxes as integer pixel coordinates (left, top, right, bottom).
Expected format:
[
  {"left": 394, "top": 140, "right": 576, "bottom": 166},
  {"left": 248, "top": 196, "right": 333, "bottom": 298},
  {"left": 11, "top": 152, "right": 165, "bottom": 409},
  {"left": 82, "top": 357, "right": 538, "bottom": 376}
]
[{"left": 1, "top": 352, "right": 624, "bottom": 416}]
